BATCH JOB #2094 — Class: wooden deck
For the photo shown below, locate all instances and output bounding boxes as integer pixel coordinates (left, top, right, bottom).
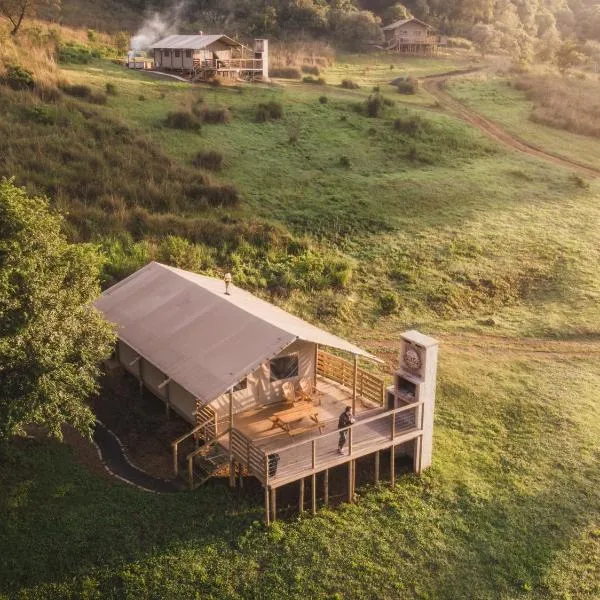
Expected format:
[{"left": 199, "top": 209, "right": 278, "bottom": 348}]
[{"left": 223, "top": 376, "right": 422, "bottom": 489}]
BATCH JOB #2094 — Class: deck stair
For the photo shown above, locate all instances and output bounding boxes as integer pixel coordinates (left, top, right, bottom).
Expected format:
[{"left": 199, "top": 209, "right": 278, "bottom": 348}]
[{"left": 185, "top": 437, "right": 229, "bottom": 489}]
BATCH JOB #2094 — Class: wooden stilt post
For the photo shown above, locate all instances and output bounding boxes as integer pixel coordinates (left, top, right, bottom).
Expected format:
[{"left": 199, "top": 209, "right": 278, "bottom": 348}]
[
  {"left": 228, "top": 387, "right": 235, "bottom": 488},
  {"left": 351, "top": 459, "right": 356, "bottom": 499},
  {"left": 138, "top": 357, "right": 144, "bottom": 396},
  {"left": 264, "top": 486, "right": 270, "bottom": 526},
  {"left": 311, "top": 473, "right": 317, "bottom": 514},
  {"left": 271, "top": 487, "right": 276, "bottom": 522},
  {"left": 374, "top": 451, "right": 380, "bottom": 485},
  {"left": 299, "top": 478, "right": 305, "bottom": 514},
  {"left": 390, "top": 446, "right": 395, "bottom": 486},
  {"left": 324, "top": 469, "right": 329, "bottom": 507},
  {"left": 348, "top": 461, "right": 353, "bottom": 503},
  {"left": 352, "top": 355, "right": 358, "bottom": 416}
]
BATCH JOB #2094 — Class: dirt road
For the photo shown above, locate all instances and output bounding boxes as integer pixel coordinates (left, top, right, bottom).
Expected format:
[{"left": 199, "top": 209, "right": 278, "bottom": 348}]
[{"left": 422, "top": 72, "right": 600, "bottom": 178}]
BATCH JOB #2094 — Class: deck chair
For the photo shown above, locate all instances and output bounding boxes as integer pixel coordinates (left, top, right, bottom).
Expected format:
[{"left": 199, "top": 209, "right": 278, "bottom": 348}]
[
  {"left": 296, "top": 377, "right": 320, "bottom": 406},
  {"left": 281, "top": 381, "right": 301, "bottom": 407}
]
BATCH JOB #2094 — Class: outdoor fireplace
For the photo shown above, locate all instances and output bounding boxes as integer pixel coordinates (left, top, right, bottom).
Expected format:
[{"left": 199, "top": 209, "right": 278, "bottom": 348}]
[{"left": 396, "top": 376, "right": 417, "bottom": 402}]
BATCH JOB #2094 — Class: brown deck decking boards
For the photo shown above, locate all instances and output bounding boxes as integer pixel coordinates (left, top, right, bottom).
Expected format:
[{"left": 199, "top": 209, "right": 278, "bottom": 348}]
[
  {"left": 220, "top": 377, "right": 420, "bottom": 488},
  {"left": 230, "top": 376, "right": 381, "bottom": 447}
]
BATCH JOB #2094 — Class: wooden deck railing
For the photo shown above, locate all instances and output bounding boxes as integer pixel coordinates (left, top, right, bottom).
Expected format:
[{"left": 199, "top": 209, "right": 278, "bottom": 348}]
[
  {"left": 193, "top": 58, "right": 263, "bottom": 71},
  {"left": 317, "top": 350, "right": 385, "bottom": 407},
  {"left": 171, "top": 404, "right": 217, "bottom": 476},
  {"left": 229, "top": 401, "right": 423, "bottom": 487}
]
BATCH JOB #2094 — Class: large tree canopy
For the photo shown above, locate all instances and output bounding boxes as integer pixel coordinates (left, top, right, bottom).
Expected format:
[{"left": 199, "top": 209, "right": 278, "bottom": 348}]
[{"left": 0, "top": 178, "right": 115, "bottom": 442}]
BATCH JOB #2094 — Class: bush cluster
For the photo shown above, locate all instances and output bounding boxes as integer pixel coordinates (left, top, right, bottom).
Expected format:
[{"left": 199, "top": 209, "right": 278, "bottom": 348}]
[
  {"left": 340, "top": 79, "right": 360, "bottom": 90},
  {"left": 192, "top": 150, "right": 224, "bottom": 171},
  {"left": 196, "top": 106, "right": 231, "bottom": 124},
  {"left": 256, "top": 100, "right": 284, "bottom": 122},
  {"left": 269, "top": 66, "right": 302, "bottom": 79},
  {"left": 301, "top": 65, "right": 320, "bottom": 76},
  {"left": 302, "top": 76, "right": 326, "bottom": 85},
  {"left": 2, "top": 64, "right": 34, "bottom": 91},
  {"left": 164, "top": 110, "right": 202, "bottom": 132},
  {"left": 57, "top": 42, "right": 102, "bottom": 64},
  {"left": 60, "top": 83, "right": 107, "bottom": 105}
]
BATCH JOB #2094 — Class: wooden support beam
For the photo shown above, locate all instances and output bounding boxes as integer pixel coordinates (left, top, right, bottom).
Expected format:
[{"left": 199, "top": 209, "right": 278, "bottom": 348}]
[
  {"left": 299, "top": 478, "right": 305, "bottom": 514},
  {"left": 374, "top": 451, "right": 380, "bottom": 485},
  {"left": 324, "top": 469, "right": 329, "bottom": 506},
  {"left": 311, "top": 474, "right": 317, "bottom": 515},
  {"left": 157, "top": 377, "right": 171, "bottom": 390},
  {"left": 264, "top": 486, "right": 270, "bottom": 526},
  {"left": 390, "top": 446, "right": 395, "bottom": 487},
  {"left": 228, "top": 387, "right": 235, "bottom": 488},
  {"left": 352, "top": 459, "right": 356, "bottom": 499},
  {"left": 352, "top": 355, "right": 358, "bottom": 415},
  {"left": 128, "top": 356, "right": 140, "bottom": 367},
  {"left": 270, "top": 487, "right": 276, "bottom": 522}
]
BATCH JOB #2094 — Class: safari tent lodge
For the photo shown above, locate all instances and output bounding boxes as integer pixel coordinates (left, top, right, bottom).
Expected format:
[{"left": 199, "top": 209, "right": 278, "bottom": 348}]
[{"left": 95, "top": 262, "right": 439, "bottom": 522}]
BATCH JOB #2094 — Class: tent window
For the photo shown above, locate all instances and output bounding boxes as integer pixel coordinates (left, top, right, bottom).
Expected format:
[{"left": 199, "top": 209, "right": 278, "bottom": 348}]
[
  {"left": 185, "top": 50, "right": 193, "bottom": 58},
  {"left": 270, "top": 354, "right": 298, "bottom": 382},
  {"left": 174, "top": 50, "right": 181, "bottom": 57},
  {"left": 163, "top": 50, "right": 170, "bottom": 57},
  {"left": 233, "top": 377, "right": 247, "bottom": 392}
]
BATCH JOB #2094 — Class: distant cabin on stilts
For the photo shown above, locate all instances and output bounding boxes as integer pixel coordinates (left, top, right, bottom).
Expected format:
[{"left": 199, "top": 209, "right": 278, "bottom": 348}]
[{"left": 382, "top": 18, "right": 440, "bottom": 55}]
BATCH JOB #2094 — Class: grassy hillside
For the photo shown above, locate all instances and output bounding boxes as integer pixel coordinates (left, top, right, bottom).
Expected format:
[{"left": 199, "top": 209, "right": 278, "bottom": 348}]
[{"left": 1, "top": 23, "right": 600, "bottom": 600}]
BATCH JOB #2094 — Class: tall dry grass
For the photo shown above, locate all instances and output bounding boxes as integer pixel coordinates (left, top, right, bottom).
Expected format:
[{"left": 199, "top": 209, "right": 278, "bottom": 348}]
[
  {"left": 0, "top": 19, "right": 115, "bottom": 89},
  {"left": 516, "top": 70, "right": 600, "bottom": 138},
  {"left": 270, "top": 40, "right": 335, "bottom": 69}
]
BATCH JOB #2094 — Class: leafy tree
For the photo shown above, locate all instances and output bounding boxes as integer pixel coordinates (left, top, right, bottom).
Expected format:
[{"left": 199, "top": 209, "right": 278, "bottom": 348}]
[
  {"left": 471, "top": 22, "right": 501, "bottom": 56},
  {"left": 383, "top": 2, "right": 411, "bottom": 24},
  {"left": 0, "top": 179, "right": 115, "bottom": 442},
  {"left": 555, "top": 39, "right": 585, "bottom": 72},
  {"left": 330, "top": 9, "right": 383, "bottom": 50},
  {"left": 0, "top": 0, "right": 61, "bottom": 35}
]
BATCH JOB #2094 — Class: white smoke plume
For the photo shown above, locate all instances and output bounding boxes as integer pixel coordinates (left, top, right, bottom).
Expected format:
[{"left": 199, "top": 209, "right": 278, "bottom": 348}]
[{"left": 130, "top": 2, "right": 188, "bottom": 52}]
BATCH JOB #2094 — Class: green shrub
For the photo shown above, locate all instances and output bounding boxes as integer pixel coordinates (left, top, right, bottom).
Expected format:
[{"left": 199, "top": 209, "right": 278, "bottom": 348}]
[
  {"left": 198, "top": 106, "right": 231, "bottom": 124},
  {"left": 256, "top": 100, "right": 284, "bottom": 122},
  {"left": 365, "top": 92, "right": 384, "bottom": 117},
  {"left": 192, "top": 150, "right": 224, "bottom": 171},
  {"left": 60, "top": 83, "right": 107, "bottom": 105},
  {"left": 393, "top": 115, "right": 428, "bottom": 135},
  {"left": 164, "top": 110, "right": 202, "bottom": 132},
  {"left": 319, "top": 95, "right": 328, "bottom": 104},
  {"left": 202, "top": 184, "right": 240, "bottom": 207},
  {"left": 138, "top": 94, "right": 146, "bottom": 101},
  {"left": 339, "top": 155, "right": 351, "bottom": 168},
  {"left": 378, "top": 291, "right": 399, "bottom": 314},
  {"left": 270, "top": 66, "right": 302, "bottom": 79},
  {"left": 393, "top": 77, "right": 418, "bottom": 94},
  {"left": 302, "top": 76, "right": 326, "bottom": 85},
  {"left": 302, "top": 64, "right": 320, "bottom": 76},
  {"left": 57, "top": 42, "right": 101, "bottom": 64},
  {"left": 340, "top": 79, "right": 360, "bottom": 89},
  {"left": 105, "top": 82, "right": 117, "bottom": 96},
  {"left": 3, "top": 64, "right": 34, "bottom": 91}
]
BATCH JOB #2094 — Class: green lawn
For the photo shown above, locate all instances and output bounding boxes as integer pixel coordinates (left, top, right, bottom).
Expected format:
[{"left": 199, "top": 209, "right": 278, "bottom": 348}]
[
  {"left": 448, "top": 72, "right": 600, "bottom": 170},
  {"left": 1, "top": 55, "right": 600, "bottom": 599}
]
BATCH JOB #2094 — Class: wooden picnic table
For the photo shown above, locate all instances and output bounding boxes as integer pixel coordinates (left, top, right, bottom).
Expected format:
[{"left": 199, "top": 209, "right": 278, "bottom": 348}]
[{"left": 270, "top": 404, "right": 325, "bottom": 436}]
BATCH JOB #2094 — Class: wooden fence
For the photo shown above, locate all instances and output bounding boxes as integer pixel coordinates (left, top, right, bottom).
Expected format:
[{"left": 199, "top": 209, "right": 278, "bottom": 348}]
[{"left": 316, "top": 350, "right": 385, "bottom": 407}]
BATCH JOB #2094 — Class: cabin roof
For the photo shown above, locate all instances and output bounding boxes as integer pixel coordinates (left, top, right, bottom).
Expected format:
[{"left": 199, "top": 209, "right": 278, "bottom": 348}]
[
  {"left": 382, "top": 17, "right": 431, "bottom": 31},
  {"left": 95, "top": 262, "right": 380, "bottom": 404},
  {"left": 150, "top": 34, "right": 242, "bottom": 50}
]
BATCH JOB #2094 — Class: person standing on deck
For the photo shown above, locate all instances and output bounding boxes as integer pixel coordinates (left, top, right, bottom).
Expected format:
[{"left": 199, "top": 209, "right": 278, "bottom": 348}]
[{"left": 337, "top": 406, "right": 355, "bottom": 455}]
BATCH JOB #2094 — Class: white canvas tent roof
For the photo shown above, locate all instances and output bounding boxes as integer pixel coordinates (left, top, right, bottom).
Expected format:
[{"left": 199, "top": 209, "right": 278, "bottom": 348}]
[
  {"left": 95, "top": 262, "right": 381, "bottom": 404},
  {"left": 382, "top": 17, "right": 431, "bottom": 31},
  {"left": 149, "top": 34, "right": 241, "bottom": 50}
]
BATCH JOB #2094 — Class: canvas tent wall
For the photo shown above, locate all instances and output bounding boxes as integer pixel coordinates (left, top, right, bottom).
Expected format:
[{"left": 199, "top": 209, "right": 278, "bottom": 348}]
[{"left": 95, "top": 262, "right": 379, "bottom": 425}]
